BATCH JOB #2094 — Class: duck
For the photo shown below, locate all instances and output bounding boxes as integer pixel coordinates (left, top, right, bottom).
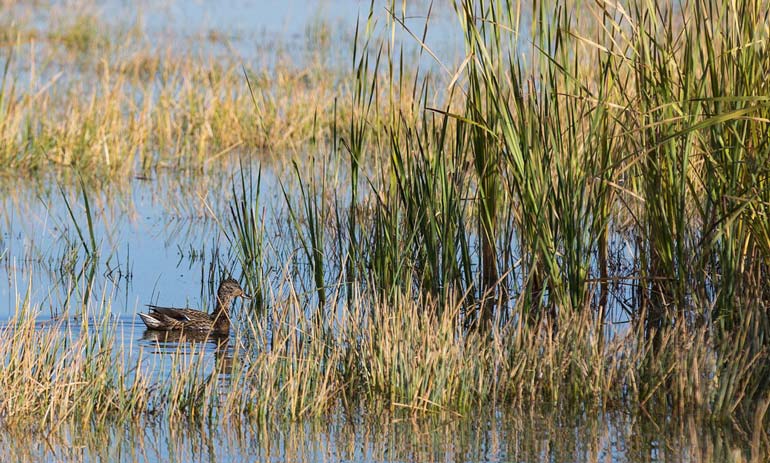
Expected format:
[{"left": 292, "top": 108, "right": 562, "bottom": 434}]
[{"left": 138, "top": 278, "right": 250, "bottom": 334}]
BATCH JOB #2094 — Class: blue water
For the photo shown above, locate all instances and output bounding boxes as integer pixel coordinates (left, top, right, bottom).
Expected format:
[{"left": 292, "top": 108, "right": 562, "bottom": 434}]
[
  {"left": 0, "top": 405, "right": 743, "bottom": 462},
  {"left": 6, "top": 0, "right": 466, "bottom": 72},
  {"left": 0, "top": 161, "right": 290, "bottom": 319},
  {"left": 0, "top": 1, "right": 759, "bottom": 462},
  {"left": 134, "top": 0, "right": 465, "bottom": 64}
]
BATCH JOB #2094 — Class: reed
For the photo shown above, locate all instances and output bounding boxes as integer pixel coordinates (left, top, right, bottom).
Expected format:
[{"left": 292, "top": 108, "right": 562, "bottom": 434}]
[
  {"left": 225, "top": 161, "right": 265, "bottom": 310},
  {"left": 0, "top": 8, "right": 367, "bottom": 179},
  {"left": 1, "top": 0, "right": 770, "bottom": 452},
  {"left": 0, "top": 295, "right": 148, "bottom": 429},
  {"left": 275, "top": 0, "right": 770, "bottom": 424}
]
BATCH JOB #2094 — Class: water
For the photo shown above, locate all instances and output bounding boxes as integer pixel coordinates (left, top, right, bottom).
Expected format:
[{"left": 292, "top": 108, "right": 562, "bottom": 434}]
[
  {"left": 0, "top": 160, "right": 761, "bottom": 463},
  {"left": 2, "top": 173, "right": 227, "bottom": 317},
  {"left": 6, "top": 0, "right": 466, "bottom": 71},
  {"left": 0, "top": 406, "right": 753, "bottom": 462},
  {"left": 0, "top": 1, "right": 763, "bottom": 462}
]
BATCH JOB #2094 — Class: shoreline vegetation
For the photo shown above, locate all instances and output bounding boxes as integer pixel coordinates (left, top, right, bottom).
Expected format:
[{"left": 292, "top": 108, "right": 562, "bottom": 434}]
[
  {"left": 1, "top": 0, "right": 770, "bottom": 459},
  {"left": 0, "top": 2, "right": 356, "bottom": 178}
]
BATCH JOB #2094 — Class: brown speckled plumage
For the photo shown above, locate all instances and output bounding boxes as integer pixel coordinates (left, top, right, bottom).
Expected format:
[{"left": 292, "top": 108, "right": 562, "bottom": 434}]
[{"left": 139, "top": 278, "right": 249, "bottom": 334}]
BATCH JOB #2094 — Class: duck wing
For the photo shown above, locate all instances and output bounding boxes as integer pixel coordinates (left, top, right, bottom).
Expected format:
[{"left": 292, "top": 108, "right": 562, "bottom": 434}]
[{"left": 146, "top": 304, "right": 209, "bottom": 322}]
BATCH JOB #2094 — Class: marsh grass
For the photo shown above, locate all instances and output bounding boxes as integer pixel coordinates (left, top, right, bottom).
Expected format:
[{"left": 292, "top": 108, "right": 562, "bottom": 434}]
[
  {"left": 2, "top": 0, "right": 770, "bottom": 458},
  {"left": 48, "top": 13, "right": 112, "bottom": 55},
  {"left": 0, "top": 14, "right": 356, "bottom": 179},
  {"left": 226, "top": 162, "right": 265, "bottom": 309},
  {"left": 1, "top": 269, "right": 763, "bottom": 448},
  {"left": 0, "top": 296, "right": 144, "bottom": 429},
  {"left": 252, "top": 0, "right": 770, "bottom": 430}
]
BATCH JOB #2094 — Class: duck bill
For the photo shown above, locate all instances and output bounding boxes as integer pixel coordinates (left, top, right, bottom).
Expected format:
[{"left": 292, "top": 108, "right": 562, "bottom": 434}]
[{"left": 241, "top": 293, "right": 252, "bottom": 300}]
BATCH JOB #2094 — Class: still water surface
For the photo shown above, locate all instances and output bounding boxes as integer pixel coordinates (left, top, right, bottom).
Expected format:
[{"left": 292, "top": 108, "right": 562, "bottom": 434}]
[
  {"left": 0, "top": 397, "right": 748, "bottom": 462},
  {"left": 0, "top": 1, "right": 759, "bottom": 461}
]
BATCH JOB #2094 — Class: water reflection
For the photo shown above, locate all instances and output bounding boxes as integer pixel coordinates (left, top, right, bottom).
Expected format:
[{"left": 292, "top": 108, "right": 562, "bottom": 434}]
[
  {"left": 141, "top": 329, "right": 235, "bottom": 377},
  {"left": 0, "top": 407, "right": 759, "bottom": 462},
  {"left": 0, "top": 162, "right": 282, "bottom": 321}
]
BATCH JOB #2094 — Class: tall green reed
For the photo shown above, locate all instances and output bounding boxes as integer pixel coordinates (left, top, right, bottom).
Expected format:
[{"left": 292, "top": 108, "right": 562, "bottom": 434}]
[
  {"left": 278, "top": 0, "right": 770, "bottom": 421},
  {"left": 343, "top": 4, "right": 382, "bottom": 301},
  {"left": 58, "top": 179, "right": 99, "bottom": 308},
  {"left": 282, "top": 159, "right": 328, "bottom": 309},
  {"left": 225, "top": 161, "right": 265, "bottom": 311}
]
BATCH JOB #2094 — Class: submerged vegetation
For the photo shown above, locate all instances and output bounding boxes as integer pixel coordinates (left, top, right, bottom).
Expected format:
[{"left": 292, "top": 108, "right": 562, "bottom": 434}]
[{"left": 1, "top": 0, "right": 770, "bottom": 460}]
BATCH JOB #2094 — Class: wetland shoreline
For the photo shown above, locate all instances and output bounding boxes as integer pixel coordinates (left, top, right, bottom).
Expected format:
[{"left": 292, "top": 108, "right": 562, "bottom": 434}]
[{"left": 1, "top": 0, "right": 769, "bottom": 461}]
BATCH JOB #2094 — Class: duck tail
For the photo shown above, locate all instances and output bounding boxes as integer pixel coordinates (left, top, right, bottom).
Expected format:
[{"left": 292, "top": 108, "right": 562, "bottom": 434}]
[{"left": 138, "top": 312, "right": 164, "bottom": 330}]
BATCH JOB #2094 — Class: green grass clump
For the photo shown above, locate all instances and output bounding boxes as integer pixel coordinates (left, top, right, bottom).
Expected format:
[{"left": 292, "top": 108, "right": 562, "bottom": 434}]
[
  {"left": 49, "top": 14, "right": 109, "bottom": 54},
  {"left": 256, "top": 0, "right": 770, "bottom": 428}
]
